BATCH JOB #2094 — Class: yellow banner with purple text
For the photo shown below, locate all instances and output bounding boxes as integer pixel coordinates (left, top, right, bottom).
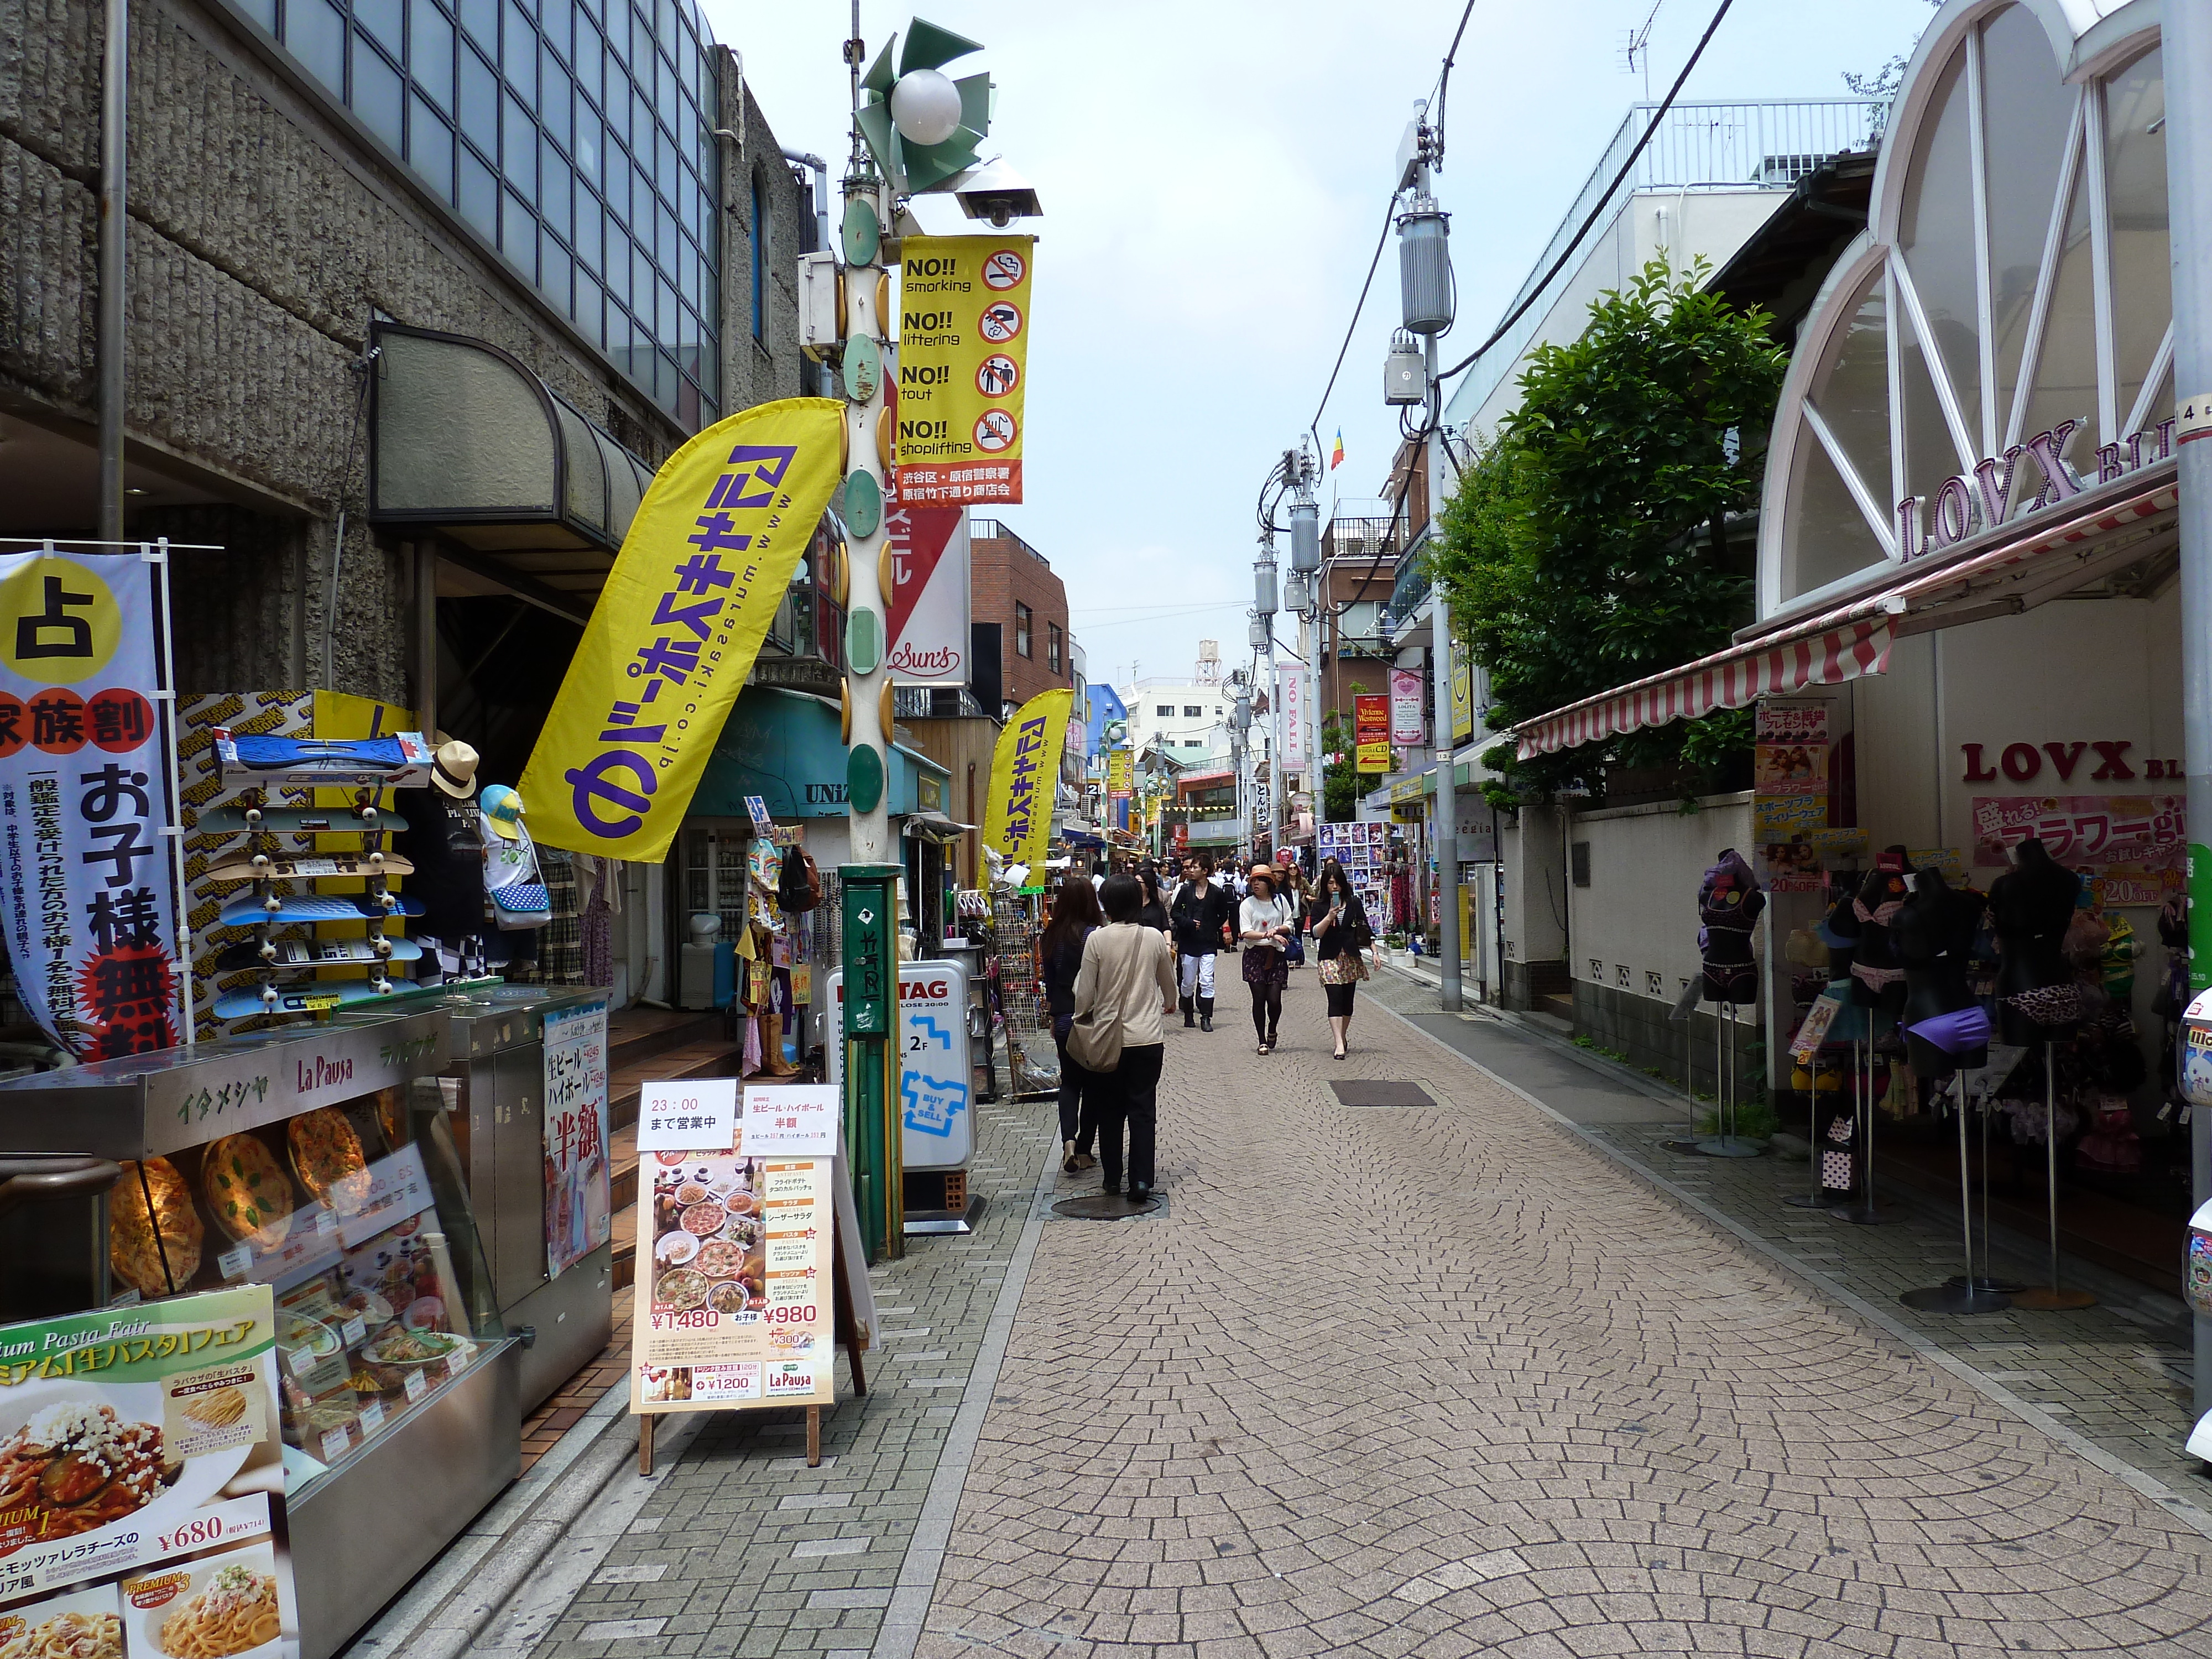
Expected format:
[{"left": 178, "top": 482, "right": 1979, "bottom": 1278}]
[{"left": 983, "top": 688, "right": 1073, "bottom": 874}]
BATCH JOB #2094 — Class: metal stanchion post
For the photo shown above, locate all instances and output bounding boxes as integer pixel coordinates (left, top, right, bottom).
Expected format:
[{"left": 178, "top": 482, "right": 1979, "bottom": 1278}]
[{"left": 2016, "top": 1040, "right": 2095, "bottom": 1310}]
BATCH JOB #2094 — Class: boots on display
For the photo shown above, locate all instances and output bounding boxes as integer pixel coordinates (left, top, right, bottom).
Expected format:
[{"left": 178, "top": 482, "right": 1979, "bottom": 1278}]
[
  {"left": 760, "top": 1013, "right": 800, "bottom": 1076},
  {"left": 1198, "top": 998, "right": 1214, "bottom": 1032}
]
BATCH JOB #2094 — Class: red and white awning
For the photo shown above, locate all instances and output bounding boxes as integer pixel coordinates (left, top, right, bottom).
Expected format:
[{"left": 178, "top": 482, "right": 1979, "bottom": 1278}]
[{"left": 1513, "top": 473, "right": 2179, "bottom": 760}]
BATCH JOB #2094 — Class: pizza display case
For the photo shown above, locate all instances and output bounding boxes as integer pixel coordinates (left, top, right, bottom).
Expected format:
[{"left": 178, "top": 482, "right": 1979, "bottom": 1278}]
[{"left": 0, "top": 1007, "right": 519, "bottom": 1659}]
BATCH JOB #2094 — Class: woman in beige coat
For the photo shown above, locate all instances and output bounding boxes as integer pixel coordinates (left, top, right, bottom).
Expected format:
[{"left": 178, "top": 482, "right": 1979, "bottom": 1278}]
[{"left": 1072, "top": 873, "right": 1180, "bottom": 1197}]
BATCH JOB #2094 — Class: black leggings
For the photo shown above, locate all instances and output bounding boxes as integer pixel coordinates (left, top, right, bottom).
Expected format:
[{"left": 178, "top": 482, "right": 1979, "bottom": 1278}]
[
  {"left": 1326, "top": 982, "right": 1357, "bottom": 1018},
  {"left": 1250, "top": 982, "right": 1281, "bottom": 1040}
]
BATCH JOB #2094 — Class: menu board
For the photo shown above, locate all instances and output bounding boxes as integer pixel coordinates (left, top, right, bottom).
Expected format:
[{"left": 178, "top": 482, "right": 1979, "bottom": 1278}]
[
  {"left": 543, "top": 999, "right": 612, "bottom": 1279},
  {"left": 0, "top": 1285, "right": 303, "bottom": 1658},
  {"left": 1315, "top": 821, "right": 1391, "bottom": 923},
  {"left": 630, "top": 1155, "right": 834, "bottom": 1413}
]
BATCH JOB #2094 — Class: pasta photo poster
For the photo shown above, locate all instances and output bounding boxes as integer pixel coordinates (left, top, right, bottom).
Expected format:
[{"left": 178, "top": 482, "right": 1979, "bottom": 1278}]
[{"left": 0, "top": 1283, "right": 301, "bottom": 1658}]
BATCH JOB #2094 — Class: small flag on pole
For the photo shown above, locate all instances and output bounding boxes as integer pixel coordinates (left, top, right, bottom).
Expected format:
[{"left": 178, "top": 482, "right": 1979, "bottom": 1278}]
[{"left": 1330, "top": 429, "right": 1344, "bottom": 471}]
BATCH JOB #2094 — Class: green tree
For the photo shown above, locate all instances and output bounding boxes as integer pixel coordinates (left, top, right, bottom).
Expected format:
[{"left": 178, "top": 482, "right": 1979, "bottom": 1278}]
[
  {"left": 1428, "top": 258, "right": 1785, "bottom": 802},
  {"left": 1319, "top": 713, "right": 1358, "bottom": 822}
]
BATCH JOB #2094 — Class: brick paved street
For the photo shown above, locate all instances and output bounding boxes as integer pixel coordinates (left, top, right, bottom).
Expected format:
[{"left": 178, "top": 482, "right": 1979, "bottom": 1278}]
[
  {"left": 421, "top": 966, "right": 2212, "bottom": 1659},
  {"left": 915, "top": 969, "right": 2212, "bottom": 1658}
]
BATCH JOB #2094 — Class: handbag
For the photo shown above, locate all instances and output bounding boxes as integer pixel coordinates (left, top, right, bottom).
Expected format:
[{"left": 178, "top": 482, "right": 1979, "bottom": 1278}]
[{"left": 1066, "top": 927, "right": 1150, "bottom": 1072}]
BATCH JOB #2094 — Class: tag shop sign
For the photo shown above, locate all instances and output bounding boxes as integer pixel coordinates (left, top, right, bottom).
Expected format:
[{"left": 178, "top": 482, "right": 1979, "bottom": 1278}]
[{"left": 0, "top": 550, "right": 182, "bottom": 1059}]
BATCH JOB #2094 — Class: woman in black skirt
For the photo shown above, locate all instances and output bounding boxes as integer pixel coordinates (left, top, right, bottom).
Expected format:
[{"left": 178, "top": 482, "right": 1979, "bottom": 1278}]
[{"left": 1308, "top": 858, "right": 1371, "bottom": 1060}]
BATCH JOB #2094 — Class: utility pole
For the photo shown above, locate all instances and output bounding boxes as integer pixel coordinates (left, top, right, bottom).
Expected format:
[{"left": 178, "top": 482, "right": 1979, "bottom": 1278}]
[
  {"left": 836, "top": 8, "right": 902, "bottom": 1261},
  {"left": 1399, "top": 121, "right": 1459, "bottom": 1010},
  {"left": 2165, "top": 0, "right": 2212, "bottom": 1423}
]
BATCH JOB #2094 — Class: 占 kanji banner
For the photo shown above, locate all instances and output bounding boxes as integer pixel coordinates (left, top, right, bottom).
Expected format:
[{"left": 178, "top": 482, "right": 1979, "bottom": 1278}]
[
  {"left": 519, "top": 398, "right": 846, "bottom": 862},
  {"left": 983, "top": 688, "right": 1072, "bottom": 874},
  {"left": 0, "top": 550, "right": 181, "bottom": 1058}
]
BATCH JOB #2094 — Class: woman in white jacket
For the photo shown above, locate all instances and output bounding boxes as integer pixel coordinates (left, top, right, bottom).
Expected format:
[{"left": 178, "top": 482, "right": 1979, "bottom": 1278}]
[{"left": 1072, "top": 874, "right": 1180, "bottom": 1198}]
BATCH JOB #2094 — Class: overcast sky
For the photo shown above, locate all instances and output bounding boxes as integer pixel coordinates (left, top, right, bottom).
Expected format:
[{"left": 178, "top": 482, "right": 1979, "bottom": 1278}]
[{"left": 700, "top": 0, "right": 1943, "bottom": 692}]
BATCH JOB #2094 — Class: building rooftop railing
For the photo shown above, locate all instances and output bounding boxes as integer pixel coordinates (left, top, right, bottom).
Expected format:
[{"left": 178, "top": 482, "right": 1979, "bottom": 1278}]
[
  {"left": 1452, "top": 97, "right": 1889, "bottom": 418},
  {"left": 970, "top": 518, "right": 1048, "bottom": 568}
]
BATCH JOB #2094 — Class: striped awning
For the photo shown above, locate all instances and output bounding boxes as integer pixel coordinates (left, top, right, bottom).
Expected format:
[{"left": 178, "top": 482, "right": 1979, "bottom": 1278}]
[{"left": 1513, "top": 472, "right": 2179, "bottom": 760}]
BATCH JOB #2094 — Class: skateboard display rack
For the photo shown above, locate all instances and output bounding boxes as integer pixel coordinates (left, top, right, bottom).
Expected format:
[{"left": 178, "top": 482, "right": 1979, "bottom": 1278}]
[{"left": 204, "top": 732, "right": 435, "bottom": 1021}]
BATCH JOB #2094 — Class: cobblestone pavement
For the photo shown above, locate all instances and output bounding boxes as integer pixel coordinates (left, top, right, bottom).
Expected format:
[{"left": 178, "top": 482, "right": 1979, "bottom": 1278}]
[
  {"left": 914, "top": 968, "right": 2212, "bottom": 1658},
  {"left": 1363, "top": 967, "right": 2204, "bottom": 1497},
  {"left": 515, "top": 1082, "right": 1066, "bottom": 1659}
]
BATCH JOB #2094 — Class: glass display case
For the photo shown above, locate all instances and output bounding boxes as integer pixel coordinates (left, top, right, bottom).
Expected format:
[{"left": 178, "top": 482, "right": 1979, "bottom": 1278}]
[{"left": 0, "top": 1007, "right": 518, "bottom": 1659}]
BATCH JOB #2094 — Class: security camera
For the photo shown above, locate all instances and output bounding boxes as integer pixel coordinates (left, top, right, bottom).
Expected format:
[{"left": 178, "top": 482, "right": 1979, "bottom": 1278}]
[{"left": 944, "top": 156, "right": 1042, "bottom": 227}]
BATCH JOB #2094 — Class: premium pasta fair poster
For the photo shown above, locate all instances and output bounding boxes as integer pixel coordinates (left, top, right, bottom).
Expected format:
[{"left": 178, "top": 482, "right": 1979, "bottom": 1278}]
[{"left": 0, "top": 1284, "right": 301, "bottom": 1657}]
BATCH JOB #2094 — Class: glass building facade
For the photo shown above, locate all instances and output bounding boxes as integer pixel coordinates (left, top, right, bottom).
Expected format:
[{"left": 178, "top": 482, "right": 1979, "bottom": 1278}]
[{"left": 232, "top": 0, "right": 723, "bottom": 429}]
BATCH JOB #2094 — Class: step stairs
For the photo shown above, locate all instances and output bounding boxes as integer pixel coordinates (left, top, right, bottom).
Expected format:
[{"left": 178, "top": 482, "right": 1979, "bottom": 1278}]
[{"left": 603, "top": 1009, "right": 744, "bottom": 1291}]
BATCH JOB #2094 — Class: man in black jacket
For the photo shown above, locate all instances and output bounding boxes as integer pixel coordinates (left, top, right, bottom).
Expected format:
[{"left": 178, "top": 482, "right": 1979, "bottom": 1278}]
[{"left": 1168, "top": 853, "right": 1231, "bottom": 1031}]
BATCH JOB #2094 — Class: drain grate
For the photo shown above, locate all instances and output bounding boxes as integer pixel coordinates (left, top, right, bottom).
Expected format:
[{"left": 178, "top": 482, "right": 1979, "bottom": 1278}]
[
  {"left": 1051, "top": 1192, "right": 1161, "bottom": 1220},
  {"left": 1328, "top": 1079, "right": 1436, "bottom": 1108}
]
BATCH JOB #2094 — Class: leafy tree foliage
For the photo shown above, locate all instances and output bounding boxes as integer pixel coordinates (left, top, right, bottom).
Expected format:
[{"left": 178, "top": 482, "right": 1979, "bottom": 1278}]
[{"left": 1428, "top": 260, "right": 1785, "bottom": 801}]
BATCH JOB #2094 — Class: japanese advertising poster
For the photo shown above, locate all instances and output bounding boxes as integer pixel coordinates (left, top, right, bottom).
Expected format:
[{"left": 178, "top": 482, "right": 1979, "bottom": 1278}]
[
  {"left": 542, "top": 999, "right": 612, "bottom": 1280},
  {"left": 0, "top": 550, "right": 182, "bottom": 1060},
  {"left": 1970, "top": 794, "right": 2184, "bottom": 904},
  {"left": 885, "top": 495, "right": 970, "bottom": 686},
  {"left": 0, "top": 1285, "right": 301, "bottom": 1658},
  {"left": 630, "top": 1155, "right": 835, "bottom": 1415}
]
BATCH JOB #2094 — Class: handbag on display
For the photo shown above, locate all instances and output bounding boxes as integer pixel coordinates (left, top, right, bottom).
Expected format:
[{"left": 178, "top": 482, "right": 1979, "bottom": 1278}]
[
  {"left": 1785, "top": 927, "right": 1829, "bottom": 970},
  {"left": 479, "top": 786, "right": 552, "bottom": 931}
]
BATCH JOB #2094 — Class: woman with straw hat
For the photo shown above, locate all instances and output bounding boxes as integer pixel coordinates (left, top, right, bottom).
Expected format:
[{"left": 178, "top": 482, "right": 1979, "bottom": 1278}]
[{"left": 1238, "top": 863, "right": 1294, "bottom": 1055}]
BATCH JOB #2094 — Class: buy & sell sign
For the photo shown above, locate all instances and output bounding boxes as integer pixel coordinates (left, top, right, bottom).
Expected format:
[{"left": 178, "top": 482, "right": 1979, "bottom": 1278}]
[{"left": 894, "top": 236, "right": 1035, "bottom": 505}]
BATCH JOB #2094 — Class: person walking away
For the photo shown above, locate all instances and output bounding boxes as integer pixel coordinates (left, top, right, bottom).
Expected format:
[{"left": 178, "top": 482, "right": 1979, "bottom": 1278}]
[
  {"left": 1170, "top": 853, "right": 1231, "bottom": 1030},
  {"left": 1310, "top": 858, "right": 1372, "bottom": 1060},
  {"left": 1041, "top": 876, "right": 1104, "bottom": 1172},
  {"left": 1072, "top": 874, "right": 1178, "bottom": 1197},
  {"left": 1239, "top": 864, "right": 1293, "bottom": 1053},
  {"left": 1279, "top": 862, "right": 1308, "bottom": 968},
  {"left": 1136, "top": 867, "right": 1171, "bottom": 938}
]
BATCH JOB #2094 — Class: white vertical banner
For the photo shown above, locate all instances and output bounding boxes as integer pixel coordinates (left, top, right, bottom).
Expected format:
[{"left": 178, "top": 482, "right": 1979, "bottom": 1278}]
[
  {"left": 0, "top": 549, "right": 182, "bottom": 1057},
  {"left": 886, "top": 494, "right": 971, "bottom": 686},
  {"left": 1389, "top": 666, "right": 1426, "bottom": 745},
  {"left": 1281, "top": 664, "right": 1303, "bottom": 784}
]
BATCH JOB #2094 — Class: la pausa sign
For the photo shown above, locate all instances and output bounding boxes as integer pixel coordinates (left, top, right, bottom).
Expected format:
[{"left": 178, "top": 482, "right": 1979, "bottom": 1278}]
[{"left": 1897, "top": 411, "right": 2176, "bottom": 561}]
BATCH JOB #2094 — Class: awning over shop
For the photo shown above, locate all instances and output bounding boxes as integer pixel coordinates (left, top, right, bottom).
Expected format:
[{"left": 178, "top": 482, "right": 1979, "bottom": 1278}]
[
  {"left": 367, "top": 322, "right": 659, "bottom": 623},
  {"left": 692, "top": 686, "right": 950, "bottom": 819},
  {"left": 1514, "top": 472, "right": 2178, "bottom": 759},
  {"left": 903, "top": 810, "right": 974, "bottom": 843}
]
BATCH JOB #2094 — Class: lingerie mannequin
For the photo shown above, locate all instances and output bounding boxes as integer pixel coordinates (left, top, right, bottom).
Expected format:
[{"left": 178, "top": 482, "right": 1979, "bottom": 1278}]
[
  {"left": 1849, "top": 847, "right": 1911, "bottom": 1014},
  {"left": 1818, "top": 866, "right": 1861, "bottom": 982},
  {"left": 1891, "top": 866, "right": 1988, "bottom": 1078},
  {"left": 1987, "top": 837, "right": 2082, "bottom": 1044},
  {"left": 1698, "top": 848, "right": 1764, "bottom": 1004}
]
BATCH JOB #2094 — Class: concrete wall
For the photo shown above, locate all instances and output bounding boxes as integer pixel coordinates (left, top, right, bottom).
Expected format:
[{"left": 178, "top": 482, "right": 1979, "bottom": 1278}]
[
  {"left": 0, "top": 0, "right": 804, "bottom": 702},
  {"left": 1499, "top": 803, "right": 1568, "bottom": 997}
]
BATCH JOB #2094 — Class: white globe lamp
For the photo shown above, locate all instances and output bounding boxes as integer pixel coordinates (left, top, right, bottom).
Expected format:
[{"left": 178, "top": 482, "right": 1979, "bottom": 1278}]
[{"left": 889, "top": 69, "right": 964, "bottom": 146}]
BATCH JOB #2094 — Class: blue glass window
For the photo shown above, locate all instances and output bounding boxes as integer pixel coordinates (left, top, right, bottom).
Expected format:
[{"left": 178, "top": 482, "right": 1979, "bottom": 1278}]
[
  {"left": 604, "top": 226, "right": 630, "bottom": 303},
  {"left": 356, "top": 0, "right": 403, "bottom": 53},
  {"left": 409, "top": 0, "right": 453, "bottom": 108},
  {"left": 239, "top": 0, "right": 275, "bottom": 29},
  {"left": 503, "top": 2, "right": 535, "bottom": 101},
  {"left": 288, "top": 0, "right": 346, "bottom": 95},
  {"left": 541, "top": 146, "right": 572, "bottom": 236},
  {"left": 460, "top": 0, "right": 497, "bottom": 52},
  {"left": 502, "top": 189, "right": 534, "bottom": 273},
  {"left": 574, "top": 103, "right": 602, "bottom": 182},
  {"left": 459, "top": 45, "right": 498, "bottom": 154},
  {"left": 353, "top": 36, "right": 405, "bottom": 147},
  {"left": 407, "top": 94, "right": 455, "bottom": 198},
  {"left": 542, "top": 0, "right": 571, "bottom": 58},
  {"left": 458, "top": 144, "right": 498, "bottom": 240},
  {"left": 541, "top": 55, "right": 571, "bottom": 147},
  {"left": 576, "top": 191, "right": 603, "bottom": 272},
  {"left": 577, "top": 272, "right": 604, "bottom": 346},
  {"left": 502, "top": 93, "right": 535, "bottom": 195},
  {"left": 541, "top": 234, "right": 573, "bottom": 316},
  {"left": 575, "top": 21, "right": 602, "bottom": 102}
]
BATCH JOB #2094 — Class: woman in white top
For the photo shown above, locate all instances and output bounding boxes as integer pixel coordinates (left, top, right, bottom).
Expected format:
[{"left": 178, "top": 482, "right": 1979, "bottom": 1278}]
[
  {"left": 1072, "top": 874, "right": 1181, "bottom": 1198},
  {"left": 1238, "top": 863, "right": 1295, "bottom": 1055}
]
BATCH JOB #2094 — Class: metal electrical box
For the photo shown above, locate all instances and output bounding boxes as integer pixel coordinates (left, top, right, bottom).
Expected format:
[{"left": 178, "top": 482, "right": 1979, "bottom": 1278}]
[{"left": 797, "top": 250, "right": 843, "bottom": 361}]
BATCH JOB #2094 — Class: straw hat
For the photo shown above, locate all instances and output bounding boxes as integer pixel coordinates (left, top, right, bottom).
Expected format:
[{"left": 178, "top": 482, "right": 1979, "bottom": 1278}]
[{"left": 431, "top": 739, "right": 480, "bottom": 799}]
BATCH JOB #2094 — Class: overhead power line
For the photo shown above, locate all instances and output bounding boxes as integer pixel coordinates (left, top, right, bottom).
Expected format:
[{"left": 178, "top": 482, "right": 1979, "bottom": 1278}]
[{"left": 1439, "top": 0, "right": 1736, "bottom": 383}]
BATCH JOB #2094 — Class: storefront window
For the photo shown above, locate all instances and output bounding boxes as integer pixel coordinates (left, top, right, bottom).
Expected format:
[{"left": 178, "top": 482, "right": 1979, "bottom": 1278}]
[
  {"left": 2105, "top": 47, "right": 2171, "bottom": 431},
  {"left": 1981, "top": 3, "right": 2075, "bottom": 441},
  {"left": 1771, "top": 4, "right": 2170, "bottom": 606}
]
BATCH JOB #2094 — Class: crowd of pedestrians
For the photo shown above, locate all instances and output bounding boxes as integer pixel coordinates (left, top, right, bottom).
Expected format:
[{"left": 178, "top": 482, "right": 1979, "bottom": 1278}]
[{"left": 1049, "top": 847, "right": 1376, "bottom": 1194}]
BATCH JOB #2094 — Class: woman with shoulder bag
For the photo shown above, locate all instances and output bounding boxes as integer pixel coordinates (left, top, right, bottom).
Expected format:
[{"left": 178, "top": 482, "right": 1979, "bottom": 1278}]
[
  {"left": 1068, "top": 874, "right": 1180, "bottom": 1197},
  {"left": 1308, "top": 858, "right": 1372, "bottom": 1060},
  {"left": 1239, "top": 863, "right": 1295, "bottom": 1054},
  {"left": 1040, "top": 877, "right": 1104, "bottom": 1173}
]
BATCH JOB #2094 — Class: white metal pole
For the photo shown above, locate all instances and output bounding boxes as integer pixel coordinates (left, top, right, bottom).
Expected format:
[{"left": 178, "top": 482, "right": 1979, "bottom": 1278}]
[
  {"left": 2168, "top": 0, "right": 2212, "bottom": 1416},
  {"left": 842, "top": 164, "right": 891, "bottom": 865},
  {"left": 97, "top": 0, "right": 127, "bottom": 543}
]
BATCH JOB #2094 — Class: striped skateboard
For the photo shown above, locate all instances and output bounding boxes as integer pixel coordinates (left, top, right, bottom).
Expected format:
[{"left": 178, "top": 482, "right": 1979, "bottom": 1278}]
[
  {"left": 218, "top": 892, "right": 425, "bottom": 927},
  {"left": 213, "top": 936, "right": 425, "bottom": 971},
  {"left": 204, "top": 854, "right": 414, "bottom": 883},
  {"left": 197, "top": 806, "right": 409, "bottom": 834}
]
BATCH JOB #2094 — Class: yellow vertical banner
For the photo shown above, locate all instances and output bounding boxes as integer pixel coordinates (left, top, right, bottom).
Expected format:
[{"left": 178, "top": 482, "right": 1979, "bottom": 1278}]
[
  {"left": 519, "top": 398, "right": 846, "bottom": 862},
  {"left": 894, "top": 234, "right": 1034, "bottom": 507},
  {"left": 983, "top": 688, "right": 1072, "bottom": 874},
  {"left": 1450, "top": 641, "right": 1474, "bottom": 744}
]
